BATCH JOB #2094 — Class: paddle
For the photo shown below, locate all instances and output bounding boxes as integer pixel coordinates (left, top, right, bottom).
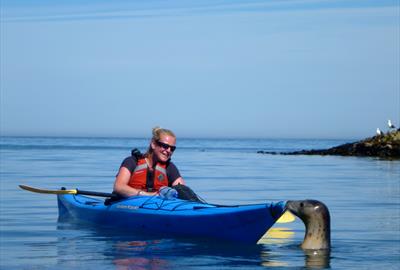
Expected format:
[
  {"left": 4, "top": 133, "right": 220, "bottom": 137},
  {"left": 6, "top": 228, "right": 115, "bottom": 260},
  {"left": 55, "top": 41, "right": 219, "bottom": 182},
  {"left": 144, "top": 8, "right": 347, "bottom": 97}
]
[
  {"left": 276, "top": 210, "right": 296, "bottom": 223},
  {"left": 19, "top": 185, "right": 115, "bottom": 198}
]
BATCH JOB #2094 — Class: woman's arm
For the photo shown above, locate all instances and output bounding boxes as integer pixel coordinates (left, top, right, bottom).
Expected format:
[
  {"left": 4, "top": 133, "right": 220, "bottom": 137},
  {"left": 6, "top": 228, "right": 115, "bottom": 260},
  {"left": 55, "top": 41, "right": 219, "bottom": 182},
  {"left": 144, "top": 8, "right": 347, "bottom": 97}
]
[
  {"left": 113, "top": 167, "right": 157, "bottom": 196},
  {"left": 171, "top": 177, "right": 185, "bottom": 186}
]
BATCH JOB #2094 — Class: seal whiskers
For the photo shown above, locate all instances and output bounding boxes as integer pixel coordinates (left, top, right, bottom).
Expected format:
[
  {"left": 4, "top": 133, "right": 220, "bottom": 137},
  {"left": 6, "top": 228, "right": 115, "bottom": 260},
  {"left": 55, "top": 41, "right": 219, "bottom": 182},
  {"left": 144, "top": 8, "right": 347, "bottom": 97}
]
[{"left": 286, "top": 200, "right": 331, "bottom": 250}]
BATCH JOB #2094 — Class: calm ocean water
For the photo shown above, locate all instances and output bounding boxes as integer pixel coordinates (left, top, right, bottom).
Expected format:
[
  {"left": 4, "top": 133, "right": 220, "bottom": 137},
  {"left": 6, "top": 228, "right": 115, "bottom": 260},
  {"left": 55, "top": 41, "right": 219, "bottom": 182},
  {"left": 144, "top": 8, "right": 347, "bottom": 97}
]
[{"left": 0, "top": 136, "right": 399, "bottom": 269}]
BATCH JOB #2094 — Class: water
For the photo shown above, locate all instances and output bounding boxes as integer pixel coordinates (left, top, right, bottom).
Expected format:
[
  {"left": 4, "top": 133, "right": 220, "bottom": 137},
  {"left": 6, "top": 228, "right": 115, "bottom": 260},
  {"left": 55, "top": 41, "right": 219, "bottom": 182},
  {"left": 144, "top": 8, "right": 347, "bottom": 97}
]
[{"left": 1, "top": 136, "right": 399, "bottom": 269}]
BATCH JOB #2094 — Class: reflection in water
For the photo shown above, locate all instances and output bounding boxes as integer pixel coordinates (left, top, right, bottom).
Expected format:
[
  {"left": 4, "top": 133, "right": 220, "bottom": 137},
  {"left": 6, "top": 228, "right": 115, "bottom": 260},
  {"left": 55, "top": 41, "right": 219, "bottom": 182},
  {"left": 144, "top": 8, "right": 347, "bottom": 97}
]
[
  {"left": 115, "top": 240, "right": 162, "bottom": 251},
  {"left": 304, "top": 249, "right": 331, "bottom": 269},
  {"left": 57, "top": 221, "right": 331, "bottom": 269},
  {"left": 260, "top": 250, "right": 289, "bottom": 267},
  {"left": 258, "top": 227, "right": 294, "bottom": 267},
  {"left": 113, "top": 240, "right": 168, "bottom": 270},
  {"left": 114, "top": 257, "right": 167, "bottom": 270},
  {"left": 260, "top": 226, "right": 331, "bottom": 268}
]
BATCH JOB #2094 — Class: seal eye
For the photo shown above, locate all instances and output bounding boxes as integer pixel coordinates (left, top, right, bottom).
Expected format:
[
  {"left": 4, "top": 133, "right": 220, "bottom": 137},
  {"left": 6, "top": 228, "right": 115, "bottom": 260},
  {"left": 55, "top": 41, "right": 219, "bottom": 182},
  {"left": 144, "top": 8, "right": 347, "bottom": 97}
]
[{"left": 300, "top": 202, "right": 304, "bottom": 208}]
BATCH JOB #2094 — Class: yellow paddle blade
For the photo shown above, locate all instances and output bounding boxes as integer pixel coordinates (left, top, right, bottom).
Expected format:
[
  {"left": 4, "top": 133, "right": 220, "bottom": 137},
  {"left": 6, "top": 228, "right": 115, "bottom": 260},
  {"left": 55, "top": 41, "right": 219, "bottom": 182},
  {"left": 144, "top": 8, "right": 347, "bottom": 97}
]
[
  {"left": 19, "top": 185, "right": 78, "bottom": 195},
  {"left": 276, "top": 210, "right": 296, "bottom": 223},
  {"left": 258, "top": 227, "right": 295, "bottom": 245},
  {"left": 265, "top": 227, "right": 295, "bottom": 239}
]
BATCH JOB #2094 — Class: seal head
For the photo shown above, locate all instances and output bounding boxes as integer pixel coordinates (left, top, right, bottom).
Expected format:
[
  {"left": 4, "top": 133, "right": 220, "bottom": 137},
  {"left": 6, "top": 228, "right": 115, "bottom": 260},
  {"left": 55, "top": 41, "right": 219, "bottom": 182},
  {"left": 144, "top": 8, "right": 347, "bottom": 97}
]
[{"left": 286, "top": 200, "right": 331, "bottom": 250}]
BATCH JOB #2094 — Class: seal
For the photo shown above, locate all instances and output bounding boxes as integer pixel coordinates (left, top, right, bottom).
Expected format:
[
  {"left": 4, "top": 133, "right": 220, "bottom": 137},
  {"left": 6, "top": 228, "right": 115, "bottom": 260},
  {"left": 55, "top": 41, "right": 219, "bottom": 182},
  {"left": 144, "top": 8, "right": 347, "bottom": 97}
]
[{"left": 286, "top": 200, "right": 331, "bottom": 250}]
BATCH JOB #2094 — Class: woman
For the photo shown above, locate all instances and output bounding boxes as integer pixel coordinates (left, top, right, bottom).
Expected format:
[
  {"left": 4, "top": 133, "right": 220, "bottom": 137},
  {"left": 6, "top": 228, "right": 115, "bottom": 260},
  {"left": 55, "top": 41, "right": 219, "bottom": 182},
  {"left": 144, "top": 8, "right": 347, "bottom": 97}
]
[{"left": 113, "top": 127, "right": 185, "bottom": 197}]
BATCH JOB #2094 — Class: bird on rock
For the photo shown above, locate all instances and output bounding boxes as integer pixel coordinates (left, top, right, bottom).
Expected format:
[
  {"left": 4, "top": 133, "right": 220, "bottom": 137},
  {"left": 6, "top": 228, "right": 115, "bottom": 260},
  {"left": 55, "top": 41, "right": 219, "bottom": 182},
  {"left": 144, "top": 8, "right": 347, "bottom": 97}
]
[{"left": 388, "top": 120, "right": 396, "bottom": 129}]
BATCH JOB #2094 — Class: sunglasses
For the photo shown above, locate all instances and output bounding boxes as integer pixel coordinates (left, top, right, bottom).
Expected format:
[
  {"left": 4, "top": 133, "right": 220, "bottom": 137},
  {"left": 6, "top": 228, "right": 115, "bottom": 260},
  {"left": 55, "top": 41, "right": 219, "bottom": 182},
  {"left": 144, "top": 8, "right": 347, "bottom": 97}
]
[{"left": 156, "top": 140, "right": 176, "bottom": 152}]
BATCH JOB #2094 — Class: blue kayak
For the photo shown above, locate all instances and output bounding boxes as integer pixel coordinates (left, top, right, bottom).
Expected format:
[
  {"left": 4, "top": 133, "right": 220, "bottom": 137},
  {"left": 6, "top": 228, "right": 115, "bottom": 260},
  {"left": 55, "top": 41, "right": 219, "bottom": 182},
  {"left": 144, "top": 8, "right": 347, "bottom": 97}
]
[{"left": 57, "top": 194, "right": 286, "bottom": 243}]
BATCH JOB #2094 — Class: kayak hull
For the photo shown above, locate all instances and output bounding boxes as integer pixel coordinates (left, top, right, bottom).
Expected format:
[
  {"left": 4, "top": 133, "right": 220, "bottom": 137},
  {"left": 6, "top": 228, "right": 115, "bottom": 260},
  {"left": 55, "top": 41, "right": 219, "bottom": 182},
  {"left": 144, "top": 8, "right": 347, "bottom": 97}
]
[{"left": 57, "top": 194, "right": 286, "bottom": 243}]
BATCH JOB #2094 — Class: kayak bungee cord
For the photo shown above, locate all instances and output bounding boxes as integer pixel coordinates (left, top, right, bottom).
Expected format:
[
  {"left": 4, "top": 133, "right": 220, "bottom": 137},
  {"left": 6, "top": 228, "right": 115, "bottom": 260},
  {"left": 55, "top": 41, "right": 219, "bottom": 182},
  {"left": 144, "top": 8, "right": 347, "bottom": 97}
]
[
  {"left": 138, "top": 195, "right": 206, "bottom": 211},
  {"left": 136, "top": 187, "right": 209, "bottom": 211}
]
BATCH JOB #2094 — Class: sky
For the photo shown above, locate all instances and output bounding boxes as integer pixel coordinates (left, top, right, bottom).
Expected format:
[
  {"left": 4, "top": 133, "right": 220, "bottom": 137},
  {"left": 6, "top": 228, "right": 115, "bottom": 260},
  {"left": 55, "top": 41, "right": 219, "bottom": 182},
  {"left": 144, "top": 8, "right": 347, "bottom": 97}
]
[{"left": 0, "top": 0, "right": 399, "bottom": 139}]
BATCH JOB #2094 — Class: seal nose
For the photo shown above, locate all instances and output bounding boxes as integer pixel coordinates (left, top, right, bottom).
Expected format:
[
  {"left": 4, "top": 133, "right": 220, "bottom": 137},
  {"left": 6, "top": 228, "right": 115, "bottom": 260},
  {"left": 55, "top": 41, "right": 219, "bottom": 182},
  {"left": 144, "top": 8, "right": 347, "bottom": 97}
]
[{"left": 285, "top": 200, "right": 296, "bottom": 212}]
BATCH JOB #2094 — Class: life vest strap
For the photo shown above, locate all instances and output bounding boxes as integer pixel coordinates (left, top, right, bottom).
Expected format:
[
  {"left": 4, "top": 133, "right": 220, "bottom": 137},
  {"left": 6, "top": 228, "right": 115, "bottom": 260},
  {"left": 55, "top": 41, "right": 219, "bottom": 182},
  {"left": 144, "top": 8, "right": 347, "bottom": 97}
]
[{"left": 146, "top": 168, "right": 154, "bottom": 192}]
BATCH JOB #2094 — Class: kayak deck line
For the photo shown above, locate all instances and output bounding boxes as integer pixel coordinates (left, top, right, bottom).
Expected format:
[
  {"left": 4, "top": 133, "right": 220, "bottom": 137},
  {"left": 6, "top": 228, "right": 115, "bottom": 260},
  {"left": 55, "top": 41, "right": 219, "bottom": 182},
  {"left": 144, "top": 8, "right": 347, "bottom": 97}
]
[
  {"left": 74, "top": 193, "right": 277, "bottom": 212},
  {"left": 75, "top": 194, "right": 224, "bottom": 212}
]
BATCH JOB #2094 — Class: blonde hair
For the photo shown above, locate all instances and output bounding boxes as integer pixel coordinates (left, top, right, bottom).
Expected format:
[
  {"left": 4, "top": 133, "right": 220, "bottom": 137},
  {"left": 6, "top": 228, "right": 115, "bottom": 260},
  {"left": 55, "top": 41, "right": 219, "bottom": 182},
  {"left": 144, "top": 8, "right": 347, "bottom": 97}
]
[
  {"left": 151, "top": 126, "right": 176, "bottom": 141},
  {"left": 146, "top": 126, "right": 176, "bottom": 156}
]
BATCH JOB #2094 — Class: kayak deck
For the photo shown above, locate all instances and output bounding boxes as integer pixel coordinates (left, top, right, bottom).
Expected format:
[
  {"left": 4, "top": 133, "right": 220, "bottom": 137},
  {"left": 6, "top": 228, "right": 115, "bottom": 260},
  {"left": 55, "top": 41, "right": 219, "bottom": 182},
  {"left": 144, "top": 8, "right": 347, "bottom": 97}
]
[{"left": 57, "top": 194, "right": 286, "bottom": 243}]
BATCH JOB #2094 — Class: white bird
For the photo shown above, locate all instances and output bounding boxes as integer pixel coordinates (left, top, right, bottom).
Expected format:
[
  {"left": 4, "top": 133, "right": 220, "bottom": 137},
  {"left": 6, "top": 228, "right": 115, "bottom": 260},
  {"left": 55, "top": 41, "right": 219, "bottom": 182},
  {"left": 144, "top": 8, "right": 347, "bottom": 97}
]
[
  {"left": 388, "top": 119, "right": 396, "bottom": 129},
  {"left": 376, "top": 128, "right": 383, "bottom": 136}
]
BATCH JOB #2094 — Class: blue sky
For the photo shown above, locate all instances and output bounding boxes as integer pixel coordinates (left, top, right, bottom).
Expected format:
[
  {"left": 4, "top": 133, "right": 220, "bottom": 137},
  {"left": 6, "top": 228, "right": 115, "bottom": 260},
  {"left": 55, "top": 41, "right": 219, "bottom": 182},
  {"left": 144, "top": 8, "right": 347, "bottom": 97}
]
[{"left": 1, "top": 0, "right": 399, "bottom": 139}]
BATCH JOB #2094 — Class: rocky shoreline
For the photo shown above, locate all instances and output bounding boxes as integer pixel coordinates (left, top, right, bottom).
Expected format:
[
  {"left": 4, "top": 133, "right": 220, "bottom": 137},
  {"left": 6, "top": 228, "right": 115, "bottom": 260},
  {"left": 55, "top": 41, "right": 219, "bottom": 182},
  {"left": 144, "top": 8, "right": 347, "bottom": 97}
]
[{"left": 257, "top": 131, "right": 400, "bottom": 159}]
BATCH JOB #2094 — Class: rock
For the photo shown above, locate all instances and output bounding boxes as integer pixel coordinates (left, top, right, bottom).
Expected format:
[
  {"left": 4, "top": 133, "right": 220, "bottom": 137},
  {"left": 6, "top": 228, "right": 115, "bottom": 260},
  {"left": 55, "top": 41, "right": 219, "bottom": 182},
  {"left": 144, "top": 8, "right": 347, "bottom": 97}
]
[{"left": 258, "top": 131, "right": 400, "bottom": 159}]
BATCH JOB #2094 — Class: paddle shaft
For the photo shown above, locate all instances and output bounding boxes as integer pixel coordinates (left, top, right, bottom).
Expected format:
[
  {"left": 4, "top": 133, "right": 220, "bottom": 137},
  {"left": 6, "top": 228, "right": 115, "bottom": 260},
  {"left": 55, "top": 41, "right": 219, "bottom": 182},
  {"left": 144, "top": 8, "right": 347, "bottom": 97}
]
[{"left": 75, "top": 189, "right": 115, "bottom": 198}]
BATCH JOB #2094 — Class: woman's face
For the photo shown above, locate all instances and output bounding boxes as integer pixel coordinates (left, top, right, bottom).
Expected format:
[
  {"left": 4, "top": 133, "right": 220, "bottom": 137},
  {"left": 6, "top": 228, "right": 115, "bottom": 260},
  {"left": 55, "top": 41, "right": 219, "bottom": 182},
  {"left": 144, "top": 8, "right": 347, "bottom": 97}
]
[{"left": 151, "top": 134, "right": 176, "bottom": 163}]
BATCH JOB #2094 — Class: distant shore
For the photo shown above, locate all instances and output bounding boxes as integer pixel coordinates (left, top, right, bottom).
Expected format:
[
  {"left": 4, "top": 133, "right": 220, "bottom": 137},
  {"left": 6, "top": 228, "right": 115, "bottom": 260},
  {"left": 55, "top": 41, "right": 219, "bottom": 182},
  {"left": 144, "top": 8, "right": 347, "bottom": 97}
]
[{"left": 258, "top": 131, "right": 400, "bottom": 159}]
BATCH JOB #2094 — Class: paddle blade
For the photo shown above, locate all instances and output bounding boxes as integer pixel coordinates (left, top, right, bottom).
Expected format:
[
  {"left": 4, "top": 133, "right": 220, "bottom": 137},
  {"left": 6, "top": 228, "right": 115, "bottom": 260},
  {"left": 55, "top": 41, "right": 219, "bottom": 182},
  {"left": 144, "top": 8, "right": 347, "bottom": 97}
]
[
  {"left": 19, "top": 185, "right": 78, "bottom": 195},
  {"left": 276, "top": 210, "right": 296, "bottom": 223}
]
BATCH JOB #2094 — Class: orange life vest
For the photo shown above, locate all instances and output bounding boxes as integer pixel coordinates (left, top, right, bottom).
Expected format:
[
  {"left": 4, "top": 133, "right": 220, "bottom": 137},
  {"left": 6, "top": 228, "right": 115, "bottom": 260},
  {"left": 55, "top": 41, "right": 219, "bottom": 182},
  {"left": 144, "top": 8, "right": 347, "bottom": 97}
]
[{"left": 128, "top": 158, "right": 169, "bottom": 191}]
